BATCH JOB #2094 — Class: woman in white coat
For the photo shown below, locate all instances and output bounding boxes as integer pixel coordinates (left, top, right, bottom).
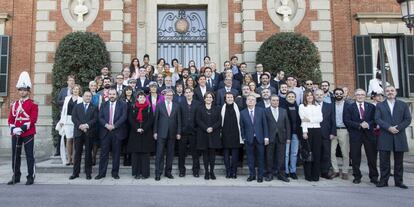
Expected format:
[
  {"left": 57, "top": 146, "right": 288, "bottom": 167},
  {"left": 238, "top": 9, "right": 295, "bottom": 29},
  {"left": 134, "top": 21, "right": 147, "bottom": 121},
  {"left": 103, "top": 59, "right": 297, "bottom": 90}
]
[{"left": 56, "top": 84, "right": 83, "bottom": 165}]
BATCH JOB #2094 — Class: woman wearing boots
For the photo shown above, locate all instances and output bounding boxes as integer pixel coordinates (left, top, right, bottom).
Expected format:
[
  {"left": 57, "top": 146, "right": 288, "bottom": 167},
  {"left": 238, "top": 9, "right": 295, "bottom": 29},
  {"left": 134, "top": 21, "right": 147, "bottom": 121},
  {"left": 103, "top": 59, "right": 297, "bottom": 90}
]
[
  {"left": 128, "top": 91, "right": 154, "bottom": 179},
  {"left": 196, "top": 91, "right": 222, "bottom": 180}
]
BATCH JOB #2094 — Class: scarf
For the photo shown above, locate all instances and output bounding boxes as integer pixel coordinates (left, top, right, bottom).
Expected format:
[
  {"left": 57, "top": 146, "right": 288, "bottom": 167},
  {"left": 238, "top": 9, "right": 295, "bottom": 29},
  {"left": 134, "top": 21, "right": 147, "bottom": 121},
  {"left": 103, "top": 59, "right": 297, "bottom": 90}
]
[{"left": 135, "top": 101, "right": 149, "bottom": 123}]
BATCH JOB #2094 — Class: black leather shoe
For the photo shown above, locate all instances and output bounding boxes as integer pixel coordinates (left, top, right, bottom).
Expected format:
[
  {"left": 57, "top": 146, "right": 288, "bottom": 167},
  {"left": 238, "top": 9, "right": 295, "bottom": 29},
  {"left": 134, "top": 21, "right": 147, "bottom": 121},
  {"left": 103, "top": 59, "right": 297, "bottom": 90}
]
[
  {"left": 321, "top": 174, "right": 333, "bottom": 180},
  {"left": 396, "top": 183, "right": 408, "bottom": 189},
  {"left": 232, "top": 175, "right": 237, "bottom": 179},
  {"left": 193, "top": 173, "right": 199, "bottom": 178},
  {"left": 225, "top": 175, "right": 231, "bottom": 179},
  {"left": 210, "top": 172, "right": 216, "bottom": 180},
  {"left": 86, "top": 175, "right": 92, "bottom": 180},
  {"left": 7, "top": 176, "right": 20, "bottom": 185},
  {"left": 376, "top": 182, "right": 388, "bottom": 187},
  {"left": 277, "top": 175, "right": 290, "bottom": 182},
  {"left": 353, "top": 179, "right": 361, "bottom": 184},
  {"left": 370, "top": 179, "right": 379, "bottom": 184},
  {"left": 179, "top": 173, "right": 185, "bottom": 177},
  {"left": 204, "top": 173, "right": 210, "bottom": 180},
  {"left": 290, "top": 173, "right": 298, "bottom": 180},
  {"left": 25, "top": 176, "right": 34, "bottom": 185},
  {"left": 69, "top": 175, "right": 79, "bottom": 180},
  {"left": 112, "top": 174, "right": 120, "bottom": 179},
  {"left": 95, "top": 175, "right": 105, "bottom": 180},
  {"left": 247, "top": 176, "right": 256, "bottom": 182},
  {"left": 265, "top": 175, "right": 273, "bottom": 182},
  {"left": 257, "top": 178, "right": 263, "bottom": 183},
  {"left": 165, "top": 174, "right": 174, "bottom": 179},
  {"left": 155, "top": 176, "right": 161, "bottom": 181},
  {"left": 135, "top": 175, "right": 142, "bottom": 179}
]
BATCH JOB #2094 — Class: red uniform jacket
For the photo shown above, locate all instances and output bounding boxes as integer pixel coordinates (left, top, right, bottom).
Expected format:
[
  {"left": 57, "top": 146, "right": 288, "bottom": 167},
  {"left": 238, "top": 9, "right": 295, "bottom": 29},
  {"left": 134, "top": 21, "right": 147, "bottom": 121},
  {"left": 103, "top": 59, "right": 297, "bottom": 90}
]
[{"left": 8, "top": 99, "right": 38, "bottom": 137}]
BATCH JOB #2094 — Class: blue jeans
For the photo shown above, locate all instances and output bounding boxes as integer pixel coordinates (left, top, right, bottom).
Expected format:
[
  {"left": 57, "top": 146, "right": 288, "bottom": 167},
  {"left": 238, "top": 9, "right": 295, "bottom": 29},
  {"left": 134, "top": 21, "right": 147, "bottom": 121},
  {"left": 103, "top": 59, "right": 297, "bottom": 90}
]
[{"left": 285, "top": 134, "right": 299, "bottom": 174}]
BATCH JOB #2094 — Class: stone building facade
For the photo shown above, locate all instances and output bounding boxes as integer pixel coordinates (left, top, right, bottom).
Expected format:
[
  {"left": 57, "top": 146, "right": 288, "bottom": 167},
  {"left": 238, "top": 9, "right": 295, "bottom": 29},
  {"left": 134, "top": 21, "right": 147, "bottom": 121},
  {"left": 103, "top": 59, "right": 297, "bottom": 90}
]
[{"left": 0, "top": 0, "right": 412, "bottom": 155}]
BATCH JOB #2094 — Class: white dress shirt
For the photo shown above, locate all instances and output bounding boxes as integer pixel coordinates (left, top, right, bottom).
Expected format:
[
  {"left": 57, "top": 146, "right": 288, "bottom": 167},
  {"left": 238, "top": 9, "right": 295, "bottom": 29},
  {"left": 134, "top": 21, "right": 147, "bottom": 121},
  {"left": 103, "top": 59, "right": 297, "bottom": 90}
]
[{"left": 299, "top": 104, "right": 323, "bottom": 133}]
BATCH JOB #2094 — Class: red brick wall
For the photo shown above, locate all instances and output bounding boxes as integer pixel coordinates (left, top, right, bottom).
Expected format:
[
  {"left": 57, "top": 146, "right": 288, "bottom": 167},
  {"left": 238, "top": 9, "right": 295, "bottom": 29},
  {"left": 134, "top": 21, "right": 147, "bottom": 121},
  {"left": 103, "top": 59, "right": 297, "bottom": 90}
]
[
  {"left": 228, "top": 0, "right": 242, "bottom": 59},
  {"left": 124, "top": 0, "right": 137, "bottom": 63},
  {"left": 0, "top": 0, "right": 36, "bottom": 118},
  {"left": 331, "top": 0, "right": 401, "bottom": 92}
]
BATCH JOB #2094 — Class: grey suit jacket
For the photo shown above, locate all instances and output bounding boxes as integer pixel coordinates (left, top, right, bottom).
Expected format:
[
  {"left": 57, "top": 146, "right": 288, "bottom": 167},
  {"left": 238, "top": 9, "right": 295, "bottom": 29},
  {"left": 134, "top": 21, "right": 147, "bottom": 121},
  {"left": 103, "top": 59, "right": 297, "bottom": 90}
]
[
  {"left": 265, "top": 107, "right": 291, "bottom": 144},
  {"left": 153, "top": 101, "right": 182, "bottom": 139},
  {"left": 375, "top": 99, "right": 412, "bottom": 152}
]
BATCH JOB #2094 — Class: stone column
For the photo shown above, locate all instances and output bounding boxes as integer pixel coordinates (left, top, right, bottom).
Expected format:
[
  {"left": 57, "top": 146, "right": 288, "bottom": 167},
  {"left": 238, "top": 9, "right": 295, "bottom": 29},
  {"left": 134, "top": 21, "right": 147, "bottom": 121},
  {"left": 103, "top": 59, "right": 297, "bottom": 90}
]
[{"left": 241, "top": 0, "right": 263, "bottom": 69}]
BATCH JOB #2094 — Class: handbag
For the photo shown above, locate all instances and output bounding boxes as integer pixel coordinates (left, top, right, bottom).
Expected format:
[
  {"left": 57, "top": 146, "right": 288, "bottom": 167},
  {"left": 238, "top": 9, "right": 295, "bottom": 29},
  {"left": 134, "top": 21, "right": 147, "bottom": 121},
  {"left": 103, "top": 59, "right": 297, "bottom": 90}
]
[{"left": 300, "top": 139, "right": 313, "bottom": 162}]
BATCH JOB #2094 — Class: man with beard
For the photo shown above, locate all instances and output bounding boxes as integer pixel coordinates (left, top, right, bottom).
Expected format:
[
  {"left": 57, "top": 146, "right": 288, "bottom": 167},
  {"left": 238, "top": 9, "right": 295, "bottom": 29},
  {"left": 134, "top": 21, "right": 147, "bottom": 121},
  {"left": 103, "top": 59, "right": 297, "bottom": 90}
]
[
  {"left": 286, "top": 76, "right": 303, "bottom": 105},
  {"left": 304, "top": 80, "right": 314, "bottom": 91},
  {"left": 252, "top": 63, "right": 264, "bottom": 86},
  {"left": 235, "top": 85, "right": 250, "bottom": 111},
  {"left": 278, "top": 83, "right": 289, "bottom": 109},
  {"left": 98, "top": 77, "right": 112, "bottom": 103},
  {"left": 321, "top": 81, "right": 334, "bottom": 104},
  {"left": 271, "top": 70, "right": 285, "bottom": 90},
  {"left": 257, "top": 73, "right": 277, "bottom": 95},
  {"left": 95, "top": 89, "right": 128, "bottom": 180},
  {"left": 257, "top": 88, "right": 271, "bottom": 108},
  {"left": 179, "top": 68, "right": 190, "bottom": 88},
  {"left": 330, "top": 88, "right": 350, "bottom": 180},
  {"left": 314, "top": 89, "right": 337, "bottom": 180}
]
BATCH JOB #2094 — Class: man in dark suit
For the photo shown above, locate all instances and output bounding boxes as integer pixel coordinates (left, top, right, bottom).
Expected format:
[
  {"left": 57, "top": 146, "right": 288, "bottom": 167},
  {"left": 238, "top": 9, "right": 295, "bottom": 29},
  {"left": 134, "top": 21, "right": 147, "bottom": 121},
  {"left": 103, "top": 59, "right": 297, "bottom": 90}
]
[
  {"left": 240, "top": 95, "right": 269, "bottom": 183},
  {"left": 375, "top": 86, "right": 412, "bottom": 189},
  {"left": 70, "top": 91, "right": 98, "bottom": 180},
  {"left": 55, "top": 75, "right": 75, "bottom": 156},
  {"left": 264, "top": 95, "right": 291, "bottom": 182},
  {"left": 204, "top": 67, "right": 219, "bottom": 91},
  {"left": 95, "top": 89, "right": 128, "bottom": 180},
  {"left": 216, "top": 77, "right": 239, "bottom": 106},
  {"left": 115, "top": 74, "right": 125, "bottom": 96},
  {"left": 218, "top": 70, "right": 241, "bottom": 92},
  {"left": 235, "top": 85, "right": 250, "bottom": 111},
  {"left": 252, "top": 63, "right": 264, "bottom": 86},
  {"left": 136, "top": 67, "right": 150, "bottom": 93},
  {"left": 194, "top": 75, "right": 213, "bottom": 103},
  {"left": 153, "top": 89, "right": 182, "bottom": 181},
  {"left": 256, "top": 88, "right": 271, "bottom": 108},
  {"left": 314, "top": 89, "right": 337, "bottom": 179},
  {"left": 173, "top": 82, "right": 185, "bottom": 103},
  {"left": 257, "top": 73, "right": 277, "bottom": 95},
  {"left": 344, "top": 89, "right": 379, "bottom": 184},
  {"left": 179, "top": 87, "right": 201, "bottom": 177}
]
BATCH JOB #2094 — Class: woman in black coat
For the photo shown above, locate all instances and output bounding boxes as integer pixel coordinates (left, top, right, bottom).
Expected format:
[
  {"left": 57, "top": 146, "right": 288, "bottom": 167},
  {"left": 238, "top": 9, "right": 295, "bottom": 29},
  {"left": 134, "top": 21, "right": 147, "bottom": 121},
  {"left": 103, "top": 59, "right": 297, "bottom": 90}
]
[
  {"left": 196, "top": 91, "right": 222, "bottom": 180},
  {"left": 127, "top": 91, "right": 154, "bottom": 179},
  {"left": 221, "top": 92, "right": 242, "bottom": 179},
  {"left": 120, "top": 86, "right": 135, "bottom": 166}
]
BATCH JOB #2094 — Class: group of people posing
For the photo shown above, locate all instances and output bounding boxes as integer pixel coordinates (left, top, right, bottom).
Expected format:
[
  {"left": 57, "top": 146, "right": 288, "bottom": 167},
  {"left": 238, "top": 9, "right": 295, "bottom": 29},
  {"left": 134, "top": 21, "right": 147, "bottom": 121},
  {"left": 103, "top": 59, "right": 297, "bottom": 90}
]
[{"left": 47, "top": 55, "right": 412, "bottom": 189}]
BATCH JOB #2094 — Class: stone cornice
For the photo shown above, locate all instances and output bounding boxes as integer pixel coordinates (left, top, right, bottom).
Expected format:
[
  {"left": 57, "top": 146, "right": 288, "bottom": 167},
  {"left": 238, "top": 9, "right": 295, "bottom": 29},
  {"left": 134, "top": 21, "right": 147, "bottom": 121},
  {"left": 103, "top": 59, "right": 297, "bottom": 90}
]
[
  {"left": 0, "top": 12, "right": 10, "bottom": 21},
  {"left": 355, "top": 12, "right": 402, "bottom": 20}
]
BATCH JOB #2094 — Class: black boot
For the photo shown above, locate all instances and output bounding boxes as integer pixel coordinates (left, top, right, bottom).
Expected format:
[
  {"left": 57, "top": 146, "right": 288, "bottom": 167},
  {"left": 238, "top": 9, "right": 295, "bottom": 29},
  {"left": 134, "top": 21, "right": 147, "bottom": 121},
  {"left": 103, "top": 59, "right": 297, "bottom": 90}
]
[
  {"left": 7, "top": 175, "right": 20, "bottom": 185},
  {"left": 54, "top": 143, "right": 60, "bottom": 156},
  {"left": 25, "top": 175, "right": 34, "bottom": 185}
]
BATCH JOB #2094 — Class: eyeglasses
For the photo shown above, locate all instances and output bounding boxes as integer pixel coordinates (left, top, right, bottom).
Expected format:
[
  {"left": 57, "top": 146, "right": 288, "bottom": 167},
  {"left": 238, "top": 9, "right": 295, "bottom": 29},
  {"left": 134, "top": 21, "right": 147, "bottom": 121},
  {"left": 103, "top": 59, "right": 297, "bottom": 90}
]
[
  {"left": 335, "top": 93, "right": 343, "bottom": 96},
  {"left": 306, "top": 83, "right": 313, "bottom": 85}
]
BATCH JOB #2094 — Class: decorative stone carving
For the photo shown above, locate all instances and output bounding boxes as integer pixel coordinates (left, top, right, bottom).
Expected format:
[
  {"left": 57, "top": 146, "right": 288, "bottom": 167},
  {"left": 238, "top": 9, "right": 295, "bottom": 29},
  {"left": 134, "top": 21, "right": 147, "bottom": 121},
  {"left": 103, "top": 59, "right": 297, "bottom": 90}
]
[
  {"left": 74, "top": 0, "right": 89, "bottom": 23},
  {"left": 61, "top": 0, "right": 99, "bottom": 31},
  {"left": 267, "top": 0, "right": 306, "bottom": 32}
]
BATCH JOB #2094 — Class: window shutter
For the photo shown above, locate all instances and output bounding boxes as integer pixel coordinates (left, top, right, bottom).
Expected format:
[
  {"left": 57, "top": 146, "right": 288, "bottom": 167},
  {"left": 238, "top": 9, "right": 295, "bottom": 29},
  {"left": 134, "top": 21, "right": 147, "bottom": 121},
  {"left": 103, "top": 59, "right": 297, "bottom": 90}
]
[
  {"left": 354, "top": 35, "right": 373, "bottom": 92},
  {"left": 403, "top": 35, "right": 414, "bottom": 96},
  {"left": 0, "top": 35, "right": 10, "bottom": 96}
]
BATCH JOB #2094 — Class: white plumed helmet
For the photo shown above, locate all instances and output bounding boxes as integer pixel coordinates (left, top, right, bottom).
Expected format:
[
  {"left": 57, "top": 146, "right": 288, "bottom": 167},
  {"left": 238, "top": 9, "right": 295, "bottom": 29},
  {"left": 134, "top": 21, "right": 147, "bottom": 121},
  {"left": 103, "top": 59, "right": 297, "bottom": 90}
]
[{"left": 16, "top": 71, "right": 32, "bottom": 90}]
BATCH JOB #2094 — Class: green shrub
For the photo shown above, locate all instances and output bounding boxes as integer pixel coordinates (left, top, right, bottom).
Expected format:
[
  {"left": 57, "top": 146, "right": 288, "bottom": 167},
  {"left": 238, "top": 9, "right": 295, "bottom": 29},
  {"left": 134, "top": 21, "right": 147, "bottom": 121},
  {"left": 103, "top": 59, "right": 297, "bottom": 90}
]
[
  {"left": 51, "top": 32, "right": 110, "bottom": 146},
  {"left": 256, "top": 32, "right": 322, "bottom": 83}
]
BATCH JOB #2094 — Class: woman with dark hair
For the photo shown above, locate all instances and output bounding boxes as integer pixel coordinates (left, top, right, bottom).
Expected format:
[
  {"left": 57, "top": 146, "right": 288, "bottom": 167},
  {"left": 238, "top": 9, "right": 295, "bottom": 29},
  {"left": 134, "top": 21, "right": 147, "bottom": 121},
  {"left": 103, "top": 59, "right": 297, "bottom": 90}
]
[
  {"left": 186, "top": 76, "right": 196, "bottom": 90},
  {"left": 196, "top": 91, "right": 222, "bottom": 180},
  {"left": 130, "top": 58, "right": 140, "bottom": 79},
  {"left": 156, "top": 58, "right": 166, "bottom": 75},
  {"left": 146, "top": 82, "right": 165, "bottom": 113},
  {"left": 145, "top": 64, "right": 155, "bottom": 81},
  {"left": 285, "top": 91, "right": 301, "bottom": 180},
  {"left": 188, "top": 59, "right": 196, "bottom": 68},
  {"left": 221, "top": 92, "right": 242, "bottom": 179},
  {"left": 299, "top": 90, "right": 323, "bottom": 181},
  {"left": 200, "top": 56, "right": 211, "bottom": 74},
  {"left": 171, "top": 58, "right": 179, "bottom": 71},
  {"left": 189, "top": 65, "right": 199, "bottom": 80},
  {"left": 128, "top": 91, "right": 154, "bottom": 179},
  {"left": 120, "top": 86, "right": 135, "bottom": 166}
]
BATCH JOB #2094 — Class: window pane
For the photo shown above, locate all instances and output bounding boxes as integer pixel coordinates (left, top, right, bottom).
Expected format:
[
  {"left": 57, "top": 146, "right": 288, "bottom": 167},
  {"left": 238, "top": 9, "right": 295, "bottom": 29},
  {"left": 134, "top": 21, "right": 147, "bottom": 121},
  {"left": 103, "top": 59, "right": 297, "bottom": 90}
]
[
  {"left": 356, "top": 39, "right": 363, "bottom": 55},
  {"left": 408, "top": 56, "right": 414, "bottom": 74},
  {"left": 358, "top": 76, "right": 366, "bottom": 90},
  {"left": 0, "top": 56, "right": 7, "bottom": 73},
  {"left": 364, "top": 37, "right": 371, "bottom": 54},
  {"left": 365, "top": 56, "right": 372, "bottom": 74},
  {"left": 407, "top": 36, "right": 414, "bottom": 55},
  {"left": 0, "top": 75, "right": 6, "bottom": 93},
  {"left": 1, "top": 37, "right": 8, "bottom": 55},
  {"left": 357, "top": 56, "right": 365, "bottom": 73},
  {"left": 410, "top": 75, "right": 414, "bottom": 93}
]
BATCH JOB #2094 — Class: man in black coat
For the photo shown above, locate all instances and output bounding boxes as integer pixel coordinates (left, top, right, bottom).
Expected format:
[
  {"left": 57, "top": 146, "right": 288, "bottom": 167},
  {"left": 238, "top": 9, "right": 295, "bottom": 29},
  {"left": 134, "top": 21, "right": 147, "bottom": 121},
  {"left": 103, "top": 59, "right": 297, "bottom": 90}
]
[
  {"left": 216, "top": 77, "right": 239, "bottom": 106},
  {"left": 375, "top": 86, "right": 412, "bottom": 189},
  {"left": 194, "top": 75, "right": 213, "bottom": 103},
  {"left": 95, "top": 89, "right": 128, "bottom": 180},
  {"left": 343, "top": 89, "right": 379, "bottom": 184},
  {"left": 136, "top": 67, "right": 150, "bottom": 93},
  {"left": 204, "top": 67, "right": 219, "bottom": 91},
  {"left": 179, "top": 88, "right": 201, "bottom": 177},
  {"left": 70, "top": 91, "right": 98, "bottom": 180},
  {"left": 314, "top": 89, "right": 337, "bottom": 179},
  {"left": 264, "top": 95, "right": 291, "bottom": 182},
  {"left": 153, "top": 89, "right": 182, "bottom": 180}
]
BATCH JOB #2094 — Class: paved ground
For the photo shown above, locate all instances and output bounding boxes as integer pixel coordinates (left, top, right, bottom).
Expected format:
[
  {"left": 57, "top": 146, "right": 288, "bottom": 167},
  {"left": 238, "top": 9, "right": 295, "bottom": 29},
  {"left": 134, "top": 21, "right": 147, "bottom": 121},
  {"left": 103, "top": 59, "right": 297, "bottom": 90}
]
[
  {"left": 0, "top": 153, "right": 413, "bottom": 207},
  {"left": 0, "top": 185, "right": 413, "bottom": 207}
]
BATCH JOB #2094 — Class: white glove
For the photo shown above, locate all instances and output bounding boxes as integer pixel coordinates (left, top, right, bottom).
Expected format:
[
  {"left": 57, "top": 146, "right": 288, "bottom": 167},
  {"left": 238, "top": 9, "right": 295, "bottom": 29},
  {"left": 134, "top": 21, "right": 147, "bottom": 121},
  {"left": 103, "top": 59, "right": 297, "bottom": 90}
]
[{"left": 13, "top": 127, "right": 23, "bottom": 136}]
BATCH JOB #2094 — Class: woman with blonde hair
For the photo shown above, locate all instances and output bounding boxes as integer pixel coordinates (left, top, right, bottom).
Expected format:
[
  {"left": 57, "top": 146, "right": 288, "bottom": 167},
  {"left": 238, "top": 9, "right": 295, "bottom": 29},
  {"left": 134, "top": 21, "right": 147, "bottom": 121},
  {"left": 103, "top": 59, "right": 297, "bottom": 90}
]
[{"left": 56, "top": 84, "right": 83, "bottom": 166}]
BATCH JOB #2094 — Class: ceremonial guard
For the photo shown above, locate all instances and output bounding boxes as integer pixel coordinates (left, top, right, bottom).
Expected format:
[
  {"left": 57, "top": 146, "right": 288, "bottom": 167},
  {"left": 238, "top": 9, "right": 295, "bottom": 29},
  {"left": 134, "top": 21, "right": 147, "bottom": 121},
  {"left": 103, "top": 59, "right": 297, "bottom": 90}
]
[{"left": 7, "top": 71, "right": 39, "bottom": 185}]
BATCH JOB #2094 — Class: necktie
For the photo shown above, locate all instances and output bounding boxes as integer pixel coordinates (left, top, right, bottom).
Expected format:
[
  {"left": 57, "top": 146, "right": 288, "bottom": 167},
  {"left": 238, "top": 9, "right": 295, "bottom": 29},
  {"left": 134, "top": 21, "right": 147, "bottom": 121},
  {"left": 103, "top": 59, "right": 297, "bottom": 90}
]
[
  {"left": 359, "top": 103, "right": 365, "bottom": 120},
  {"left": 208, "top": 79, "right": 212, "bottom": 88},
  {"left": 84, "top": 103, "right": 88, "bottom": 113},
  {"left": 109, "top": 102, "right": 114, "bottom": 125},
  {"left": 167, "top": 101, "right": 171, "bottom": 116},
  {"left": 250, "top": 110, "right": 254, "bottom": 124}
]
